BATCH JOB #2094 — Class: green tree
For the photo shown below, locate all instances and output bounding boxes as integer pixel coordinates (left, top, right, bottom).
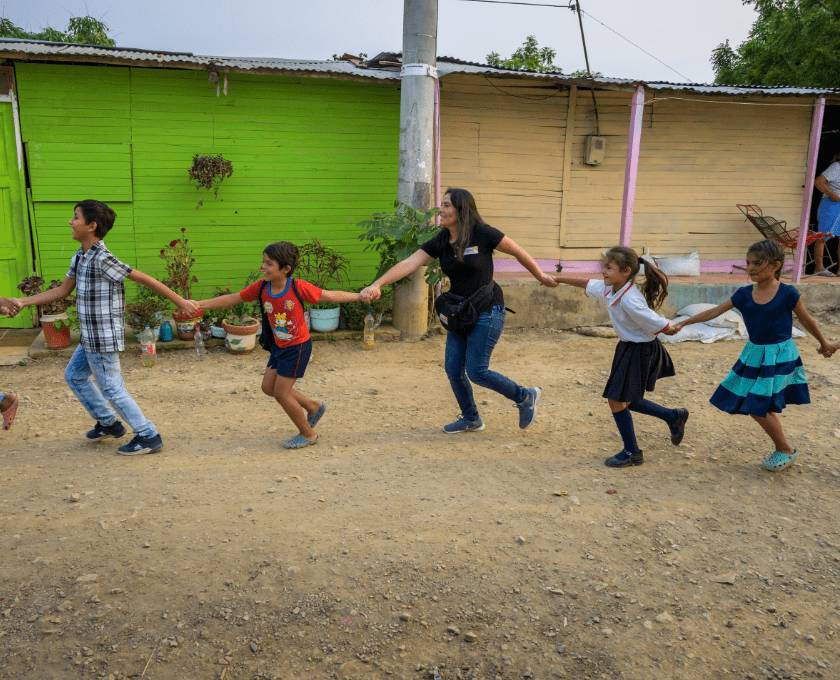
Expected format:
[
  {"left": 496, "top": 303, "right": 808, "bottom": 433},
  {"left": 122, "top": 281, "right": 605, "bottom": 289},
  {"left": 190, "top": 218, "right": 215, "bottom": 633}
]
[
  {"left": 487, "top": 35, "right": 561, "bottom": 73},
  {"left": 711, "top": 0, "right": 840, "bottom": 87},
  {"left": 0, "top": 15, "right": 116, "bottom": 46}
]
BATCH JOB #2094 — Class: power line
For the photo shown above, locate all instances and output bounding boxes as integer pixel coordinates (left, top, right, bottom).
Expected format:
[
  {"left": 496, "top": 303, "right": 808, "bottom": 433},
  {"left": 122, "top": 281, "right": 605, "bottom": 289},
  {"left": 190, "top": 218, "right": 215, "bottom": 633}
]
[
  {"left": 573, "top": 0, "right": 600, "bottom": 134},
  {"left": 578, "top": 8, "right": 694, "bottom": 82},
  {"left": 458, "top": 0, "right": 573, "bottom": 7}
]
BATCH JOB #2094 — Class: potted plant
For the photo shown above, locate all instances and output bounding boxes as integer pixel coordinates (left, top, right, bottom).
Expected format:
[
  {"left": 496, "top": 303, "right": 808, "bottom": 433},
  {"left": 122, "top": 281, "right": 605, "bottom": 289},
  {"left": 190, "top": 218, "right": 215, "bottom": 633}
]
[
  {"left": 358, "top": 201, "right": 443, "bottom": 333},
  {"left": 221, "top": 297, "right": 259, "bottom": 354},
  {"left": 17, "top": 275, "right": 75, "bottom": 349},
  {"left": 205, "top": 287, "right": 230, "bottom": 339},
  {"left": 296, "top": 239, "right": 350, "bottom": 332},
  {"left": 125, "top": 288, "right": 169, "bottom": 340},
  {"left": 188, "top": 153, "right": 233, "bottom": 197},
  {"left": 160, "top": 227, "right": 202, "bottom": 339}
]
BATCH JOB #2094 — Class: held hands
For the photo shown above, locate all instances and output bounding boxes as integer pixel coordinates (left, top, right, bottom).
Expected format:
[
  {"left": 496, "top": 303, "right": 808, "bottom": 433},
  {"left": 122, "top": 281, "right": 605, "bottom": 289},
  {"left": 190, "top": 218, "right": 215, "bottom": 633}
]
[
  {"left": 359, "top": 284, "right": 381, "bottom": 303},
  {"left": 818, "top": 342, "right": 838, "bottom": 358},
  {"left": 538, "top": 273, "right": 559, "bottom": 288},
  {"left": 177, "top": 299, "right": 202, "bottom": 318},
  {"left": 662, "top": 322, "right": 684, "bottom": 336},
  {"left": 0, "top": 297, "right": 23, "bottom": 317}
]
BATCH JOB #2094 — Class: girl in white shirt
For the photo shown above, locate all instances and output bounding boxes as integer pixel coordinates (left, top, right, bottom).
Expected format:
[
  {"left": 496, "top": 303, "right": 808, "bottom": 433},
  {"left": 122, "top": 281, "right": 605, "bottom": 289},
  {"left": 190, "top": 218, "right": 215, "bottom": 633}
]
[{"left": 554, "top": 246, "right": 688, "bottom": 467}]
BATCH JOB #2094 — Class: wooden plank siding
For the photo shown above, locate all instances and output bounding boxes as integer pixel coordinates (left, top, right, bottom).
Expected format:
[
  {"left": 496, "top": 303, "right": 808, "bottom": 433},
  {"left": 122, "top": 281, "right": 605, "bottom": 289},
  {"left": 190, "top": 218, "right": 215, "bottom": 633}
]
[
  {"left": 14, "top": 62, "right": 400, "bottom": 294},
  {"left": 441, "top": 76, "right": 814, "bottom": 264},
  {"left": 439, "top": 75, "right": 568, "bottom": 257}
]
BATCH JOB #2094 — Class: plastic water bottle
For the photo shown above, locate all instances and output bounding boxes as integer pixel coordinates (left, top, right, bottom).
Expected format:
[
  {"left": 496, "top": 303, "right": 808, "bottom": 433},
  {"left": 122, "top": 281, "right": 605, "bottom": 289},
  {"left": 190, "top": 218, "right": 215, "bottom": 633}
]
[
  {"left": 194, "top": 323, "right": 206, "bottom": 360},
  {"left": 362, "top": 309, "right": 376, "bottom": 350},
  {"left": 139, "top": 325, "right": 156, "bottom": 367}
]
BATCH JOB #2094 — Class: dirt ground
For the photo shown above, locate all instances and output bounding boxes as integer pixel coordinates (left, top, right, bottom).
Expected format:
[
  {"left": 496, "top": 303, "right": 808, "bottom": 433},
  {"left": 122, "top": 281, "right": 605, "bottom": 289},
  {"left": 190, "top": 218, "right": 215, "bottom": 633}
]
[{"left": 1, "top": 326, "right": 839, "bottom": 680}]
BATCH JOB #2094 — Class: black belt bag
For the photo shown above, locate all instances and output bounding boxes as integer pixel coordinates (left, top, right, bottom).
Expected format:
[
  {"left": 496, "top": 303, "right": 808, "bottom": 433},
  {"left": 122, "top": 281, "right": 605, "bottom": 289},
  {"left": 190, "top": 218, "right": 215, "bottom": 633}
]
[{"left": 434, "top": 282, "right": 496, "bottom": 334}]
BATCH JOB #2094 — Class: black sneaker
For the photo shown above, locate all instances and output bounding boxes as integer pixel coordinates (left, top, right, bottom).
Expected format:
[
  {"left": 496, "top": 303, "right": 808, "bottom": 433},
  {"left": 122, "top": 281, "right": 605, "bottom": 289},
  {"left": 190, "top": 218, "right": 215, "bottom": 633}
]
[
  {"left": 117, "top": 433, "right": 163, "bottom": 456},
  {"left": 604, "top": 450, "right": 644, "bottom": 467},
  {"left": 669, "top": 409, "right": 689, "bottom": 445},
  {"left": 86, "top": 420, "right": 126, "bottom": 441}
]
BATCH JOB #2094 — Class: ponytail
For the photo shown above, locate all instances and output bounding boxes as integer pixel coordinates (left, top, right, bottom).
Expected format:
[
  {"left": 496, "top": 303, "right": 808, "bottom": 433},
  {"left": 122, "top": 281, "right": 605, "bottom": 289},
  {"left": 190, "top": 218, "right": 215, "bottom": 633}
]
[{"left": 639, "top": 257, "right": 669, "bottom": 310}]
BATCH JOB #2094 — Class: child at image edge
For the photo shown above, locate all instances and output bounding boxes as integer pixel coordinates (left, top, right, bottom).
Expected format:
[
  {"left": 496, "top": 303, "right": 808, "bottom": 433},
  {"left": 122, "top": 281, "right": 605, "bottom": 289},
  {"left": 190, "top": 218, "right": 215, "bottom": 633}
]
[
  {"left": 9, "top": 200, "right": 199, "bottom": 454},
  {"left": 194, "top": 241, "right": 359, "bottom": 449},
  {"left": 0, "top": 297, "right": 19, "bottom": 430},
  {"left": 671, "top": 239, "right": 836, "bottom": 471},
  {"left": 553, "top": 246, "right": 689, "bottom": 468}
]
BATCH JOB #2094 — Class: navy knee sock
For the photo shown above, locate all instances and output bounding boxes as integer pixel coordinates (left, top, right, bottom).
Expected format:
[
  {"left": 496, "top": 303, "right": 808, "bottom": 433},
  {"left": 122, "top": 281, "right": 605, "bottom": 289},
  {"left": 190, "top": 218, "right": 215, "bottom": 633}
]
[
  {"left": 612, "top": 408, "right": 640, "bottom": 454},
  {"left": 629, "top": 398, "right": 676, "bottom": 424}
]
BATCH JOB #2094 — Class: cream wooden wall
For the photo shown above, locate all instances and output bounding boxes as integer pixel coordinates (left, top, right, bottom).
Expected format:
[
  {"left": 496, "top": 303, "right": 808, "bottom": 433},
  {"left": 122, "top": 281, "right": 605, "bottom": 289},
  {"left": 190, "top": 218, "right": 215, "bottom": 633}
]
[
  {"left": 439, "top": 75, "right": 567, "bottom": 256},
  {"left": 439, "top": 75, "right": 814, "bottom": 264}
]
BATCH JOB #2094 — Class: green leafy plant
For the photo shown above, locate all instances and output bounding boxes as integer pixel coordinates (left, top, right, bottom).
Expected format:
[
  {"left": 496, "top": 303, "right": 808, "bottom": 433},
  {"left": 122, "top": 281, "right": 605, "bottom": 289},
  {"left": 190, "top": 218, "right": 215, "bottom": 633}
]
[
  {"left": 357, "top": 201, "right": 442, "bottom": 285},
  {"left": 223, "top": 272, "right": 263, "bottom": 325},
  {"left": 17, "top": 275, "right": 74, "bottom": 316},
  {"left": 125, "top": 288, "right": 169, "bottom": 330},
  {"left": 296, "top": 240, "right": 350, "bottom": 309},
  {"left": 160, "top": 227, "right": 197, "bottom": 303},
  {"left": 341, "top": 286, "right": 393, "bottom": 330},
  {"left": 189, "top": 154, "right": 233, "bottom": 196}
]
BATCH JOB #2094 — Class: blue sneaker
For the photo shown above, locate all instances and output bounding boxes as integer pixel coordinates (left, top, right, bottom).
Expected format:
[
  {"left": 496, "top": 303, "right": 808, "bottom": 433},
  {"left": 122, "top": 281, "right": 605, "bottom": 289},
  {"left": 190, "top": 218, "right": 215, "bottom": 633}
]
[
  {"left": 86, "top": 420, "right": 126, "bottom": 441},
  {"left": 516, "top": 387, "right": 542, "bottom": 429},
  {"left": 282, "top": 434, "right": 319, "bottom": 449},
  {"left": 117, "top": 433, "right": 163, "bottom": 456},
  {"left": 442, "top": 416, "right": 485, "bottom": 434},
  {"left": 604, "top": 449, "right": 644, "bottom": 467}
]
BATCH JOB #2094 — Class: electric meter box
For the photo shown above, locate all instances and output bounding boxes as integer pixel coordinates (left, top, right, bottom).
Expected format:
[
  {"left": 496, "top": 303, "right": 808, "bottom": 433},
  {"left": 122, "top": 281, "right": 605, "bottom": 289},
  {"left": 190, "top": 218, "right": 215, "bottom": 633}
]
[{"left": 584, "top": 135, "right": 606, "bottom": 165}]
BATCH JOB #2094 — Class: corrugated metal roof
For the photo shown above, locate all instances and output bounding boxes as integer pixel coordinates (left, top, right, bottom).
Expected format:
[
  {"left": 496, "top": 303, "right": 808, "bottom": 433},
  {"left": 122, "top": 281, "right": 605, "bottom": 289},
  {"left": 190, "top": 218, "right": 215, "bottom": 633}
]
[
  {"left": 0, "top": 39, "right": 836, "bottom": 95},
  {"left": 0, "top": 39, "right": 399, "bottom": 80}
]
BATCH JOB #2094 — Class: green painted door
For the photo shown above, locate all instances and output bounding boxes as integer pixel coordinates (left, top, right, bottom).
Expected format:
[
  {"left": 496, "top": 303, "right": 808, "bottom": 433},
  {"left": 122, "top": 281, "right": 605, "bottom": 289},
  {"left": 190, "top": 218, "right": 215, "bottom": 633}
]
[{"left": 0, "top": 101, "right": 30, "bottom": 328}]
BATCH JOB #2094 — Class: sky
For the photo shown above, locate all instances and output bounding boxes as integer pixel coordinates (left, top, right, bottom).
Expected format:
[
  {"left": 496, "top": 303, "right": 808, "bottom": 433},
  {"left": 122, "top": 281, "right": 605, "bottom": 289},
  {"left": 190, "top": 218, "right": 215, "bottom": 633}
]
[{"left": 3, "top": 0, "right": 757, "bottom": 83}]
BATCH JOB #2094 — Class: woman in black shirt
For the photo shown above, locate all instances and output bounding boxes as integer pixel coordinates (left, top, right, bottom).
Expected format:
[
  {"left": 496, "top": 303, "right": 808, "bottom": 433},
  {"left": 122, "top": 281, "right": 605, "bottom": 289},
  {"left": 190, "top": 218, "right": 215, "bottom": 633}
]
[{"left": 360, "top": 188, "right": 558, "bottom": 433}]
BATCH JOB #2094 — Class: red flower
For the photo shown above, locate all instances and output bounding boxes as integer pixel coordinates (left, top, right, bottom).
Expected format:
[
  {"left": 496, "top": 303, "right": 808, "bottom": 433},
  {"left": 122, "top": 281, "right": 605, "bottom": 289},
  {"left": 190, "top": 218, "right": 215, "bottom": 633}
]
[{"left": 169, "top": 240, "right": 179, "bottom": 248}]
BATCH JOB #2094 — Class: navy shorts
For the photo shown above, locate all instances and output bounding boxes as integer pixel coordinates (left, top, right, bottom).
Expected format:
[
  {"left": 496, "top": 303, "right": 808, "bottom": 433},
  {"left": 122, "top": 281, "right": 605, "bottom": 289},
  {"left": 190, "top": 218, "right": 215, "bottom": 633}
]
[{"left": 267, "top": 340, "right": 312, "bottom": 378}]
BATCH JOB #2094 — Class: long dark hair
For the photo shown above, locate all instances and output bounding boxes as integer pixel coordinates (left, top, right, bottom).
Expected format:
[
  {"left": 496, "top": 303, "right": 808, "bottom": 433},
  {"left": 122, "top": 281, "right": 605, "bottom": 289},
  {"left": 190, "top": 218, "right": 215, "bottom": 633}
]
[
  {"left": 603, "top": 245, "right": 669, "bottom": 310},
  {"left": 747, "top": 239, "right": 784, "bottom": 280},
  {"left": 446, "top": 188, "right": 486, "bottom": 262}
]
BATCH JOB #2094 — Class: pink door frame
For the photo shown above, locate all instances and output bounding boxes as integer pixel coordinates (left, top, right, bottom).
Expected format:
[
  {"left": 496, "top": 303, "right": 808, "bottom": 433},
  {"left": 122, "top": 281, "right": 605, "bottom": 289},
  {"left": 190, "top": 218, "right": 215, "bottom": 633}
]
[
  {"left": 619, "top": 85, "right": 646, "bottom": 246},
  {"left": 792, "top": 96, "right": 826, "bottom": 283}
]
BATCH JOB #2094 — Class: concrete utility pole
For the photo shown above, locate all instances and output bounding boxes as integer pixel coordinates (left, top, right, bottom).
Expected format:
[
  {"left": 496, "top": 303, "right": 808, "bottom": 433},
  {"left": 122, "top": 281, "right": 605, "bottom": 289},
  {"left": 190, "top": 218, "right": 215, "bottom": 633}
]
[{"left": 393, "top": 0, "right": 438, "bottom": 339}]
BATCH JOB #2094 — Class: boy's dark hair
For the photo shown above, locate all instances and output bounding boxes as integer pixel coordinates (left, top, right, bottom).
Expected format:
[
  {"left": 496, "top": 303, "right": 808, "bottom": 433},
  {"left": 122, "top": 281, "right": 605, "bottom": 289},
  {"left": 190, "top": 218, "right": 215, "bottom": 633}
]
[
  {"left": 747, "top": 239, "right": 785, "bottom": 280},
  {"left": 263, "top": 241, "right": 299, "bottom": 274},
  {"left": 74, "top": 200, "right": 116, "bottom": 238},
  {"left": 603, "top": 245, "right": 669, "bottom": 310}
]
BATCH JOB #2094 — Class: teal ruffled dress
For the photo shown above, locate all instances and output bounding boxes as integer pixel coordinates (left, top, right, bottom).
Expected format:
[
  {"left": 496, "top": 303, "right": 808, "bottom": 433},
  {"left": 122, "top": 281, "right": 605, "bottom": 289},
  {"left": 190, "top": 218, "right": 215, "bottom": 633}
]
[{"left": 710, "top": 284, "right": 809, "bottom": 416}]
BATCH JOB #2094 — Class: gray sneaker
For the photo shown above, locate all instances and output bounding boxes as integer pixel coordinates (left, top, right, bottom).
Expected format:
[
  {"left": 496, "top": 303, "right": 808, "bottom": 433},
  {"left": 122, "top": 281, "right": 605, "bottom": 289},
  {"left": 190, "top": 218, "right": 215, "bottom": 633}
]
[
  {"left": 517, "top": 387, "right": 542, "bottom": 429},
  {"left": 442, "top": 416, "right": 485, "bottom": 434}
]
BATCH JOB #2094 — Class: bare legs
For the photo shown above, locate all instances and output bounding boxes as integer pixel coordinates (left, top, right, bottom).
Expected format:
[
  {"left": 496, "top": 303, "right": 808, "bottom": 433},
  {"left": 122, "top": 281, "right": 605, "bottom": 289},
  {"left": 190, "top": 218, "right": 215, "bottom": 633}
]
[
  {"left": 261, "top": 369, "right": 319, "bottom": 441},
  {"left": 751, "top": 412, "right": 793, "bottom": 454}
]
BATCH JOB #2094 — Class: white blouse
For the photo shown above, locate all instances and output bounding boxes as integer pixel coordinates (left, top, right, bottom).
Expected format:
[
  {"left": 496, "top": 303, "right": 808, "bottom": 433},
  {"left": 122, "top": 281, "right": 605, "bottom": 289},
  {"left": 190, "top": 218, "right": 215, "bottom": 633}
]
[{"left": 586, "top": 279, "right": 670, "bottom": 343}]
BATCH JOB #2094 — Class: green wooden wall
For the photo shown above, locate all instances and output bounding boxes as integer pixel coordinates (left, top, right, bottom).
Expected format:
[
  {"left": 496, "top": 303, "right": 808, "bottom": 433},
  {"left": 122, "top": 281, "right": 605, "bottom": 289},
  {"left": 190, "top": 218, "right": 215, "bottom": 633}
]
[{"left": 14, "top": 62, "right": 400, "bottom": 296}]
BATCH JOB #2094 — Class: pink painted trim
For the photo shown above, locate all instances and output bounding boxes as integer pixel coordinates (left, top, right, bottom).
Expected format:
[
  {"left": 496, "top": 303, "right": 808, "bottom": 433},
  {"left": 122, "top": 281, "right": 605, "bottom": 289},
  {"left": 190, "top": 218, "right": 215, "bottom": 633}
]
[
  {"left": 495, "top": 258, "right": 745, "bottom": 274},
  {"left": 619, "top": 85, "right": 645, "bottom": 246},
  {"left": 793, "top": 96, "right": 825, "bottom": 283},
  {"left": 434, "top": 77, "right": 441, "bottom": 225}
]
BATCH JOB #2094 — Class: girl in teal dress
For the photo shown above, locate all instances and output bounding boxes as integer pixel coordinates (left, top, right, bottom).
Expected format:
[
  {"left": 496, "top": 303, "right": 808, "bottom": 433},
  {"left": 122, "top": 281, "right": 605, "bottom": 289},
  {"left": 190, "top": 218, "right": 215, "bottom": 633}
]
[{"left": 671, "top": 240, "right": 836, "bottom": 471}]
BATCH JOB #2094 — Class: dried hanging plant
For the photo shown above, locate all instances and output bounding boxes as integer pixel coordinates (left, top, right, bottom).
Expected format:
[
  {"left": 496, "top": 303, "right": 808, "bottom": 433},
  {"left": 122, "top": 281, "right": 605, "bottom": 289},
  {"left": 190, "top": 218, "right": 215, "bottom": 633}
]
[{"left": 188, "top": 154, "right": 233, "bottom": 196}]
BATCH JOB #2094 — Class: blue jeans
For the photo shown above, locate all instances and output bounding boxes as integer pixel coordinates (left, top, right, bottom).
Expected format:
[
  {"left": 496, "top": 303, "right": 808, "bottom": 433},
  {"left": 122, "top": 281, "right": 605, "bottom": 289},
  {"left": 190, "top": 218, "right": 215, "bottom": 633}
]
[
  {"left": 64, "top": 345, "right": 157, "bottom": 437},
  {"left": 444, "top": 305, "right": 526, "bottom": 420}
]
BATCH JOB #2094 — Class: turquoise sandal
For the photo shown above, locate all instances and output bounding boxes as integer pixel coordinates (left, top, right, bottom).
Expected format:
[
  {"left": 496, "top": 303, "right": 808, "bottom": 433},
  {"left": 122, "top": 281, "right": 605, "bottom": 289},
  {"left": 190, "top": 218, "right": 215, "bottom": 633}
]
[
  {"left": 307, "top": 403, "right": 327, "bottom": 428},
  {"left": 761, "top": 450, "right": 799, "bottom": 472},
  {"left": 282, "top": 434, "right": 319, "bottom": 450}
]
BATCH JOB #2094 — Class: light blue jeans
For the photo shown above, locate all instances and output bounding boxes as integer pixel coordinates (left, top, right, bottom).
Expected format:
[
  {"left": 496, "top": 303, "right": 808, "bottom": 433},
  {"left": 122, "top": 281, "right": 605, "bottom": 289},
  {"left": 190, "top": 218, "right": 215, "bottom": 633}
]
[
  {"left": 444, "top": 305, "right": 527, "bottom": 421},
  {"left": 64, "top": 345, "right": 157, "bottom": 438},
  {"left": 0, "top": 390, "right": 5, "bottom": 402}
]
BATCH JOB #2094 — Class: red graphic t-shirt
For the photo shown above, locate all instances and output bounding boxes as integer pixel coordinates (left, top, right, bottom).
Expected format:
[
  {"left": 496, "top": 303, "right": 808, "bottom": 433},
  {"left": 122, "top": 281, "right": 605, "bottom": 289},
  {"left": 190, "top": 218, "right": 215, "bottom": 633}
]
[{"left": 239, "top": 278, "right": 322, "bottom": 348}]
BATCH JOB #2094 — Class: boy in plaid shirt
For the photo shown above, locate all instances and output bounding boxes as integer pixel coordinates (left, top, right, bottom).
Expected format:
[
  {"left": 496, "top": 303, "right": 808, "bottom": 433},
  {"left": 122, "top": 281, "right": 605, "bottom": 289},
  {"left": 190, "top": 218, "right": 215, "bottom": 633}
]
[{"left": 10, "top": 200, "right": 199, "bottom": 455}]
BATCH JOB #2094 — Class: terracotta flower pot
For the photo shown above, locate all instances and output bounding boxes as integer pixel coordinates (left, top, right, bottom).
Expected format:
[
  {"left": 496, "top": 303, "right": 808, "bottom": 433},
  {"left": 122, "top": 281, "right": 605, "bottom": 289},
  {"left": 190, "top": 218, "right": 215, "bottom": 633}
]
[
  {"left": 172, "top": 310, "right": 203, "bottom": 340},
  {"left": 221, "top": 318, "right": 259, "bottom": 354},
  {"left": 40, "top": 312, "right": 71, "bottom": 350}
]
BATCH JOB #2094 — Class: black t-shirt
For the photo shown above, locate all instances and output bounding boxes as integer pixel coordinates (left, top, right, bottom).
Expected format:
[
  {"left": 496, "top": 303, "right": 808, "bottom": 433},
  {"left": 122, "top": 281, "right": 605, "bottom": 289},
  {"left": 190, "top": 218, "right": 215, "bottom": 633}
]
[{"left": 420, "top": 223, "right": 505, "bottom": 307}]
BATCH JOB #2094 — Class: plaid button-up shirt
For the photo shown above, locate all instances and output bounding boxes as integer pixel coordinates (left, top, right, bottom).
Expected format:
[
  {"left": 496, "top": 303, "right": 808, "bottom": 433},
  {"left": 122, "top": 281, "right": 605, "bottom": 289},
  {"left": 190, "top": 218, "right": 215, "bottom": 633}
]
[{"left": 67, "top": 241, "right": 133, "bottom": 353}]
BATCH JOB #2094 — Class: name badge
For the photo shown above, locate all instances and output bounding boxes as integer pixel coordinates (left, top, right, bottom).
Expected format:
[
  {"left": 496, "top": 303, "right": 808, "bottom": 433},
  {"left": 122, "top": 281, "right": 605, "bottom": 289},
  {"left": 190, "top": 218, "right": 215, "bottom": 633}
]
[{"left": 464, "top": 246, "right": 479, "bottom": 256}]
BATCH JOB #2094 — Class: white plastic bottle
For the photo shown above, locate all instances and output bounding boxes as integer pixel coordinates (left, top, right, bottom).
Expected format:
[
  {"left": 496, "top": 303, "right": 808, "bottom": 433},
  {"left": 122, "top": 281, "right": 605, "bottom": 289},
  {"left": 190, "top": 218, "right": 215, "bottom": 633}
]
[
  {"left": 139, "top": 325, "right": 156, "bottom": 367},
  {"left": 362, "top": 309, "right": 376, "bottom": 350},
  {"left": 194, "top": 323, "right": 206, "bottom": 360}
]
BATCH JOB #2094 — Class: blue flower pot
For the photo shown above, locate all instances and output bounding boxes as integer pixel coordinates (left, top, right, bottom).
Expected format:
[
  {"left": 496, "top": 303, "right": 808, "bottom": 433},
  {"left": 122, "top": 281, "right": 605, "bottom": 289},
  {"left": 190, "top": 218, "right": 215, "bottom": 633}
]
[{"left": 309, "top": 306, "right": 340, "bottom": 332}]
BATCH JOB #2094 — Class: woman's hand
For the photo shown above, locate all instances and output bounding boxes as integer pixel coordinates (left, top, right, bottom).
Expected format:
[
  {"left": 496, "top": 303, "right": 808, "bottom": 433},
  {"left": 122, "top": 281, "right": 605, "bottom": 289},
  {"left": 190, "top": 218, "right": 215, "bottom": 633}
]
[
  {"left": 359, "top": 284, "right": 381, "bottom": 303},
  {"left": 538, "top": 273, "right": 559, "bottom": 288}
]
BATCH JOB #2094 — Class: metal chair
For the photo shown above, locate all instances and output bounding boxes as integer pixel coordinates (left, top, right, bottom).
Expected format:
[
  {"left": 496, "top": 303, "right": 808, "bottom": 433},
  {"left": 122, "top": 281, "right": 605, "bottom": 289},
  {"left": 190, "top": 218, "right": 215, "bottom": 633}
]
[{"left": 736, "top": 204, "right": 834, "bottom": 272}]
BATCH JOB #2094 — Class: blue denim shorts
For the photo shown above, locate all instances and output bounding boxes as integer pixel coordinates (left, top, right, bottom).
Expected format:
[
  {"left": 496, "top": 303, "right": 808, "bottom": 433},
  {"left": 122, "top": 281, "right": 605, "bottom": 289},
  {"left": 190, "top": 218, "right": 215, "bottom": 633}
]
[{"left": 267, "top": 340, "right": 312, "bottom": 378}]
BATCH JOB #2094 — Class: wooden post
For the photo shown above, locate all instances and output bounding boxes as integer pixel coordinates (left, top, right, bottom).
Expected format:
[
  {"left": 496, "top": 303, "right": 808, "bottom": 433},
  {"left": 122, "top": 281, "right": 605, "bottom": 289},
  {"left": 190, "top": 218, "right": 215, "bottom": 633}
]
[
  {"left": 793, "top": 96, "right": 825, "bottom": 283},
  {"left": 619, "top": 85, "right": 645, "bottom": 246}
]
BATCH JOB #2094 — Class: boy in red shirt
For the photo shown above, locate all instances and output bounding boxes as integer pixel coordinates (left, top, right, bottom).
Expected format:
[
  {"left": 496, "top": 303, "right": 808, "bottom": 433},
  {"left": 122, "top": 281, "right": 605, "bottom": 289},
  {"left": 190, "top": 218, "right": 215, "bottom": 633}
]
[{"left": 195, "top": 242, "right": 359, "bottom": 448}]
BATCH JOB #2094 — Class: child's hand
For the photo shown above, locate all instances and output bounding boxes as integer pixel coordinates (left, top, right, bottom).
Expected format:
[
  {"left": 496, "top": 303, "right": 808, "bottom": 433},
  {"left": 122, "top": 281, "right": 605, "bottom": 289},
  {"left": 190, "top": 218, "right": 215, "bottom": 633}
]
[
  {"left": 818, "top": 342, "right": 837, "bottom": 358},
  {"left": 538, "top": 273, "right": 559, "bottom": 288},
  {"left": 177, "top": 299, "right": 201, "bottom": 318},
  {"left": 664, "top": 323, "right": 683, "bottom": 336},
  {"left": 0, "top": 298, "right": 20, "bottom": 316},
  {"left": 359, "top": 285, "right": 381, "bottom": 303}
]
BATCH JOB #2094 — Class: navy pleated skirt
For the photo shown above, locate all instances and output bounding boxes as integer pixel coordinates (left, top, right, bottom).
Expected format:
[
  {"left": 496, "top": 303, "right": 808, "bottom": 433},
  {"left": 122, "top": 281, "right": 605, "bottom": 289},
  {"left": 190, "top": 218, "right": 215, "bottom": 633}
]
[{"left": 603, "top": 339, "right": 675, "bottom": 403}]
